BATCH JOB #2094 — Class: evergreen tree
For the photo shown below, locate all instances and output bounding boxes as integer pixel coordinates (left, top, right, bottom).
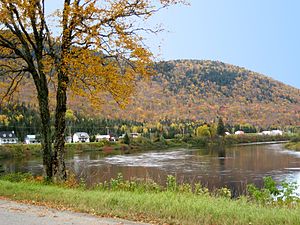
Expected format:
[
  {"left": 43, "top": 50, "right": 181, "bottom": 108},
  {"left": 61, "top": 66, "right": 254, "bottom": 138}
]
[
  {"left": 217, "top": 117, "right": 226, "bottom": 136},
  {"left": 124, "top": 133, "right": 130, "bottom": 145}
]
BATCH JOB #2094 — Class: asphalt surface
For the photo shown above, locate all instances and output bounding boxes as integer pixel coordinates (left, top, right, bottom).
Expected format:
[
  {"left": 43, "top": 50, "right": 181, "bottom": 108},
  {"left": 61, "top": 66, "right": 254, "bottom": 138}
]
[{"left": 0, "top": 199, "right": 150, "bottom": 225}]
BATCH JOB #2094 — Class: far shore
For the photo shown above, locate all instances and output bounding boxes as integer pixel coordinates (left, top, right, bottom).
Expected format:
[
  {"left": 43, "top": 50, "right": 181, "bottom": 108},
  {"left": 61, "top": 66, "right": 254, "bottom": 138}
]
[{"left": 0, "top": 134, "right": 293, "bottom": 159}]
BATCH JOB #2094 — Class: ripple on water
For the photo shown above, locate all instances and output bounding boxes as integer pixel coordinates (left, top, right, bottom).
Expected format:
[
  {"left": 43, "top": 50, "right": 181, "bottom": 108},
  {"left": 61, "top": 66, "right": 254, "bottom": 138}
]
[{"left": 104, "top": 151, "right": 190, "bottom": 167}]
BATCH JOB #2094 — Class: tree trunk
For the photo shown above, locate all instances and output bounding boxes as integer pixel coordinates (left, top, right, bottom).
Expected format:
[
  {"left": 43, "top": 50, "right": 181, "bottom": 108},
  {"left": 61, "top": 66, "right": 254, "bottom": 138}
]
[
  {"left": 53, "top": 72, "right": 68, "bottom": 182},
  {"left": 52, "top": 0, "right": 72, "bottom": 182},
  {"left": 36, "top": 78, "right": 53, "bottom": 180}
]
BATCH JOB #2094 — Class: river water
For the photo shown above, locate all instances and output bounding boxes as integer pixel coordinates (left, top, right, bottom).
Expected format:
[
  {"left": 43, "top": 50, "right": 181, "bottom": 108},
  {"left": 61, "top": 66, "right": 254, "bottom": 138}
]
[{"left": 1, "top": 143, "right": 300, "bottom": 196}]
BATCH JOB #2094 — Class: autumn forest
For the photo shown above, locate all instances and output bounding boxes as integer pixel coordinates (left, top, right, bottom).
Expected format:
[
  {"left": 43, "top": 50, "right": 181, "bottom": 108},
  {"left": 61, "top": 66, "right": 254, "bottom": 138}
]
[{"left": 1, "top": 59, "right": 299, "bottom": 140}]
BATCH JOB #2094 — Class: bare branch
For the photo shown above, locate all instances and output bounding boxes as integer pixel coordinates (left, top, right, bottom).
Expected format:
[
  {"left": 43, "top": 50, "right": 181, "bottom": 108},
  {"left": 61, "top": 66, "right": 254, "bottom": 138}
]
[{"left": 0, "top": 70, "right": 25, "bottom": 105}]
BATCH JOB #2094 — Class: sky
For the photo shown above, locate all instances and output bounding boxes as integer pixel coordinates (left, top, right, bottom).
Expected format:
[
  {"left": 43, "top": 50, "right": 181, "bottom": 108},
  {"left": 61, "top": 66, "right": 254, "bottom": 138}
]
[
  {"left": 47, "top": 0, "right": 300, "bottom": 89},
  {"left": 147, "top": 0, "right": 300, "bottom": 89}
]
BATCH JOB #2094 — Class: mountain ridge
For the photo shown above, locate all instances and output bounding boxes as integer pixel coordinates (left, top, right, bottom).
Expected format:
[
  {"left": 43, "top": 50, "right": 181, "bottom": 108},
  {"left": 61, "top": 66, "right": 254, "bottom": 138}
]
[
  {"left": 159, "top": 59, "right": 299, "bottom": 90},
  {"left": 94, "top": 59, "right": 299, "bottom": 126}
]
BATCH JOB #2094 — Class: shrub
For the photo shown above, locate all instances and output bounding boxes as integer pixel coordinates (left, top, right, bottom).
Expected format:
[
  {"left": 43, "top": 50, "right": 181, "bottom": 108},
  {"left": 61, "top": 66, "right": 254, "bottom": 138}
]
[
  {"left": 123, "top": 133, "right": 130, "bottom": 145},
  {"left": 196, "top": 125, "right": 211, "bottom": 137},
  {"left": 291, "top": 135, "right": 300, "bottom": 142}
]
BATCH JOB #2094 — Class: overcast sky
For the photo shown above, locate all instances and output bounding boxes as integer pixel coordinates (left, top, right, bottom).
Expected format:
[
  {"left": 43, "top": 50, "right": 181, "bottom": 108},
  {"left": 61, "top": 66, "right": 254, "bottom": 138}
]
[{"left": 47, "top": 0, "right": 300, "bottom": 89}]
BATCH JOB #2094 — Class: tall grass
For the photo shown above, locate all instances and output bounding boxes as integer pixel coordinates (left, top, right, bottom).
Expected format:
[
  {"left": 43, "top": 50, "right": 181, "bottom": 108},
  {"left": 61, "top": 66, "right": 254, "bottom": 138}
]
[{"left": 0, "top": 176, "right": 300, "bottom": 225}]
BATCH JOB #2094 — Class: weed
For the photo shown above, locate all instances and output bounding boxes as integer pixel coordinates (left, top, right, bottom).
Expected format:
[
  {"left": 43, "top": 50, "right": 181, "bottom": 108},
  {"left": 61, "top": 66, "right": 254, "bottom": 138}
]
[
  {"left": 166, "top": 175, "right": 177, "bottom": 192},
  {"left": 247, "top": 176, "right": 299, "bottom": 206}
]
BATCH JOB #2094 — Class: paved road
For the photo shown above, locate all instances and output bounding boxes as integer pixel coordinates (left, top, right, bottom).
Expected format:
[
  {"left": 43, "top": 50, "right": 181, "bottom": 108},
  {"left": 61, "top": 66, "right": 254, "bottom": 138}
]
[{"left": 0, "top": 199, "right": 150, "bottom": 225}]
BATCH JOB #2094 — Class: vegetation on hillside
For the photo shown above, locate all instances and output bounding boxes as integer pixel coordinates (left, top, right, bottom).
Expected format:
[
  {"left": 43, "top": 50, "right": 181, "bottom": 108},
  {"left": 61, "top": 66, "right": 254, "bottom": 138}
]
[
  {"left": 3, "top": 60, "right": 299, "bottom": 128},
  {"left": 85, "top": 60, "right": 299, "bottom": 126}
]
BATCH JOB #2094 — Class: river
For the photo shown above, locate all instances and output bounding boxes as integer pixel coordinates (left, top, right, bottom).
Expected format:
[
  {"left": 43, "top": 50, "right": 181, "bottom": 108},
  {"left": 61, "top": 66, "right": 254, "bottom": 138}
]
[{"left": 1, "top": 143, "right": 300, "bottom": 196}]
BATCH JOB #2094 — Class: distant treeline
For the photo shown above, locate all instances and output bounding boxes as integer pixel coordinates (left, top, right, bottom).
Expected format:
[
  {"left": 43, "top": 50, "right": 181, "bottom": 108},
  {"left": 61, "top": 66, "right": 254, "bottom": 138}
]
[
  {"left": 0, "top": 103, "right": 299, "bottom": 142},
  {"left": 0, "top": 103, "right": 143, "bottom": 141}
]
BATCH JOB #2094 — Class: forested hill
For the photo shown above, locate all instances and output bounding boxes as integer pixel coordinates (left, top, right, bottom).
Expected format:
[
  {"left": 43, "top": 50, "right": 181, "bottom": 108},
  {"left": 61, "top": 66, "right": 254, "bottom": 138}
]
[
  {"left": 154, "top": 60, "right": 299, "bottom": 104},
  {"left": 2, "top": 60, "right": 300, "bottom": 127},
  {"left": 86, "top": 59, "right": 299, "bottom": 127}
]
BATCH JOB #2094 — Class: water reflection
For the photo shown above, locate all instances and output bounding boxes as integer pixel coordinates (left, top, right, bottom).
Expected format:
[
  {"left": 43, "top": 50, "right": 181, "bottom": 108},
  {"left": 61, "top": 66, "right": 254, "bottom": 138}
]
[{"left": 1, "top": 144, "right": 300, "bottom": 196}]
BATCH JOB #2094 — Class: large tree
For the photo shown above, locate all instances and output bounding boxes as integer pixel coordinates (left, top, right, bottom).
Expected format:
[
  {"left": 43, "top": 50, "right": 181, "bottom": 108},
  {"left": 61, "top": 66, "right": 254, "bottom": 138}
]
[{"left": 0, "top": 0, "right": 183, "bottom": 181}]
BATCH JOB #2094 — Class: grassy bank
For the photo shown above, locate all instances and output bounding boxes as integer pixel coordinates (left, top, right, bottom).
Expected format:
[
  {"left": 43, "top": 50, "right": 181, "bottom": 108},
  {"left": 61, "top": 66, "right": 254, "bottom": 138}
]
[
  {"left": 0, "top": 142, "right": 133, "bottom": 158},
  {"left": 0, "top": 179, "right": 299, "bottom": 225},
  {"left": 0, "top": 143, "right": 42, "bottom": 158},
  {"left": 285, "top": 142, "right": 300, "bottom": 151},
  {"left": 223, "top": 134, "right": 290, "bottom": 145},
  {"left": 285, "top": 135, "right": 300, "bottom": 151},
  {"left": 0, "top": 137, "right": 181, "bottom": 159},
  {"left": 172, "top": 134, "right": 290, "bottom": 148}
]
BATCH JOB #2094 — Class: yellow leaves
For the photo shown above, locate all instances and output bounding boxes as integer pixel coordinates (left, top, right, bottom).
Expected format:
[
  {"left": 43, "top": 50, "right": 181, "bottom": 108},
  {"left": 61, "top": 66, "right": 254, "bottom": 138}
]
[
  {"left": 45, "top": 0, "right": 180, "bottom": 110},
  {"left": 196, "top": 124, "right": 210, "bottom": 137},
  {"left": 142, "top": 127, "right": 148, "bottom": 133},
  {"left": 120, "top": 124, "right": 128, "bottom": 132},
  {"left": 160, "top": 0, "right": 189, "bottom": 5},
  {"left": 0, "top": 0, "right": 182, "bottom": 117},
  {"left": 65, "top": 109, "right": 76, "bottom": 122},
  {"left": 63, "top": 39, "right": 153, "bottom": 108},
  {"left": 131, "top": 125, "right": 140, "bottom": 133},
  {"left": 0, "top": 114, "right": 9, "bottom": 126},
  {"left": 15, "top": 114, "right": 24, "bottom": 122}
]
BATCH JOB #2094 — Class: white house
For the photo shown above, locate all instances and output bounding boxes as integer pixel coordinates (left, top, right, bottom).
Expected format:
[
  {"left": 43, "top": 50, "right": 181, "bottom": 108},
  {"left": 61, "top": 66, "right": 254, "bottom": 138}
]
[
  {"left": 73, "top": 132, "right": 90, "bottom": 143},
  {"left": 95, "top": 134, "right": 110, "bottom": 142},
  {"left": 234, "top": 130, "right": 245, "bottom": 135},
  {"left": 271, "top": 130, "right": 283, "bottom": 136},
  {"left": 119, "top": 133, "right": 141, "bottom": 139},
  {"left": 261, "top": 130, "right": 283, "bottom": 136},
  {"left": 24, "top": 135, "right": 40, "bottom": 144},
  {"left": 262, "top": 131, "right": 272, "bottom": 135},
  {"left": 0, "top": 131, "right": 18, "bottom": 145},
  {"left": 96, "top": 134, "right": 117, "bottom": 142}
]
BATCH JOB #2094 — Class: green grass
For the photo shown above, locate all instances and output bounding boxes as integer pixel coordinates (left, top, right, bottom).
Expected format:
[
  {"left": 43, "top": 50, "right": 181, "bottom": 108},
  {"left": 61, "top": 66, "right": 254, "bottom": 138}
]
[
  {"left": 285, "top": 142, "right": 300, "bottom": 151},
  {"left": 0, "top": 180, "right": 300, "bottom": 225}
]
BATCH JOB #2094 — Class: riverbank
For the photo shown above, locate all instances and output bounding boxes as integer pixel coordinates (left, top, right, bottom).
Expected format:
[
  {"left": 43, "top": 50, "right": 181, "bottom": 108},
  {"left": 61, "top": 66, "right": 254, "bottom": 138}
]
[
  {"left": 0, "top": 178, "right": 299, "bottom": 225},
  {"left": 284, "top": 135, "right": 300, "bottom": 151},
  {"left": 285, "top": 142, "right": 300, "bottom": 151},
  {"left": 0, "top": 134, "right": 292, "bottom": 159}
]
